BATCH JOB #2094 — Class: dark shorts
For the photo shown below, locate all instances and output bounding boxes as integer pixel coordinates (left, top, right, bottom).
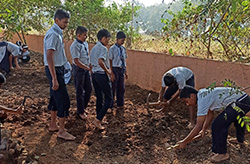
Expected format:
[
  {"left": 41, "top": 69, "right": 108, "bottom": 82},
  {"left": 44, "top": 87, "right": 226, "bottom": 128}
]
[
  {"left": 0, "top": 42, "right": 10, "bottom": 73},
  {"left": 163, "top": 75, "right": 195, "bottom": 100},
  {"left": 45, "top": 66, "right": 70, "bottom": 118}
]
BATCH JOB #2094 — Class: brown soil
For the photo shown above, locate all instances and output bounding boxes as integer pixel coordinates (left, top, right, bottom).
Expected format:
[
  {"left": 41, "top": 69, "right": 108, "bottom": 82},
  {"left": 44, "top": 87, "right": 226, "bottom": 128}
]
[{"left": 0, "top": 51, "right": 250, "bottom": 164}]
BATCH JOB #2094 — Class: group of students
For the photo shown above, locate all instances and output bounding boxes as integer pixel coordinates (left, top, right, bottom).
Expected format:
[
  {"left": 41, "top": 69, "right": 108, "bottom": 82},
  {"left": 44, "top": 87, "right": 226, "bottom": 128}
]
[
  {"left": 159, "top": 66, "right": 250, "bottom": 162},
  {"left": 8, "top": 8, "right": 246, "bottom": 163},
  {"left": 0, "top": 41, "right": 30, "bottom": 74},
  {"left": 44, "top": 9, "right": 127, "bottom": 141}
]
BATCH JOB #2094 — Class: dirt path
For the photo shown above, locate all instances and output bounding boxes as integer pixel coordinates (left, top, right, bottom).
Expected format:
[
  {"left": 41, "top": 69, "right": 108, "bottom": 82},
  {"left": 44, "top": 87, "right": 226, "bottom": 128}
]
[{"left": 0, "top": 51, "right": 250, "bottom": 164}]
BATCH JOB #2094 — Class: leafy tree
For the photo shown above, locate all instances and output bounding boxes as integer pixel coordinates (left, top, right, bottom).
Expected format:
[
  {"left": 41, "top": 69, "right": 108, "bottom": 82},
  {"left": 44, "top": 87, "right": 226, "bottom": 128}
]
[
  {"left": 63, "top": 0, "right": 140, "bottom": 43},
  {"left": 0, "top": 0, "right": 62, "bottom": 44},
  {"left": 162, "top": 0, "right": 250, "bottom": 62}
]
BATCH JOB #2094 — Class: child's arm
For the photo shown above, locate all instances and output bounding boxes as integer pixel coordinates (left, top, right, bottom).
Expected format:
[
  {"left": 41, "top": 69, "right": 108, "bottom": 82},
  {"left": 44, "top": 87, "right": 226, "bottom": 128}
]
[
  {"left": 158, "top": 87, "right": 166, "bottom": 102},
  {"left": 109, "top": 59, "right": 115, "bottom": 82},
  {"left": 74, "top": 58, "right": 91, "bottom": 70},
  {"left": 13, "top": 56, "right": 21, "bottom": 69},
  {"left": 98, "top": 58, "right": 111, "bottom": 76},
  {"left": 177, "top": 115, "right": 206, "bottom": 148},
  {"left": 9, "top": 55, "right": 14, "bottom": 70}
]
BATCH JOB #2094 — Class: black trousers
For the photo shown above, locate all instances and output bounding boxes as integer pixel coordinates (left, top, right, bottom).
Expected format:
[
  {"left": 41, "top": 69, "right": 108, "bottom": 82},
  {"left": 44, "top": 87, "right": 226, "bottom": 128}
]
[
  {"left": 92, "top": 73, "right": 113, "bottom": 121},
  {"left": 111, "top": 67, "right": 125, "bottom": 107},
  {"left": 45, "top": 66, "right": 70, "bottom": 118},
  {"left": 0, "top": 42, "right": 10, "bottom": 73},
  {"left": 73, "top": 64, "right": 92, "bottom": 114},
  {"left": 212, "top": 94, "right": 250, "bottom": 154}
]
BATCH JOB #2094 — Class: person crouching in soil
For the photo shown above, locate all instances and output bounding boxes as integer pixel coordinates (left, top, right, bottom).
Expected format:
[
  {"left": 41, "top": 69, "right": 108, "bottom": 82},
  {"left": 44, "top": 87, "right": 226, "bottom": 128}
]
[{"left": 177, "top": 85, "right": 250, "bottom": 162}]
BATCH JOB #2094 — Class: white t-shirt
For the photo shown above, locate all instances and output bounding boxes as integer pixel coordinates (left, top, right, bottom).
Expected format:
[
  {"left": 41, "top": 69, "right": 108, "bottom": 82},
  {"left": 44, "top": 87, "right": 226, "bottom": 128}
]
[
  {"left": 161, "top": 67, "right": 193, "bottom": 89},
  {"left": 197, "top": 87, "right": 246, "bottom": 116}
]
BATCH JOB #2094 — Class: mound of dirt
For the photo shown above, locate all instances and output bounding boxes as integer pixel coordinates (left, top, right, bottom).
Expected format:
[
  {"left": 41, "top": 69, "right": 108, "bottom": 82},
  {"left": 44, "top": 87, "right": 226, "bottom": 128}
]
[{"left": 0, "top": 51, "right": 249, "bottom": 164}]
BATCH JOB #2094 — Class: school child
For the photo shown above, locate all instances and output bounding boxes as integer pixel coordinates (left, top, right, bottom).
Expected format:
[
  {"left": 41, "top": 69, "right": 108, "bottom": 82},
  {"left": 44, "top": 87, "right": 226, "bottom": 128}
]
[
  {"left": 0, "top": 41, "right": 21, "bottom": 73},
  {"left": 158, "top": 66, "right": 195, "bottom": 128},
  {"left": 70, "top": 26, "right": 92, "bottom": 120},
  {"left": 90, "top": 29, "right": 112, "bottom": 130},
  {"left": 177, "top": 85, "right": 250, "bottom": 162},
  {"left": 109, "top": 31, "right": 128, "bottom": 109},
  {"left": 44, "top": 9, "right": 75, "bottom": 141},
  {"left": 19, "top": 44, "right": 30, "bottom": 63}
]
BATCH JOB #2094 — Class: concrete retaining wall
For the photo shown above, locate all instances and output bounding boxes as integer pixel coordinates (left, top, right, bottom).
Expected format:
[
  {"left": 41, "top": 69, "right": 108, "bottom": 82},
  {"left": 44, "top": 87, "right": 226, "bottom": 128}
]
[{"left": 7, "top": 34, "right": 250, "bottom": 94}]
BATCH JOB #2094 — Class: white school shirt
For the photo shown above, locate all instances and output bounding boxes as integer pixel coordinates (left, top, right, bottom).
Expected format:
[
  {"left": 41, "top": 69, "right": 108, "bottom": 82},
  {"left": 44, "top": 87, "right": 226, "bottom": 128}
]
[
  {"left": 108, "top": 44, "right": 127, "bottom": 67},
  {"left": 161, "top": 67, "right": 193, "bottom": 89},
  {"left": 70, "top": 39, "right": 90, "bottom": 66},
  {"left": 197, "top": 87, "right": 246, "bottom": 116},
  {"left": 90, "top": 41, "right": 109, "bottom": 73},
  {"left": 43, "top": 23, "right": 67, "bottom": 67}
]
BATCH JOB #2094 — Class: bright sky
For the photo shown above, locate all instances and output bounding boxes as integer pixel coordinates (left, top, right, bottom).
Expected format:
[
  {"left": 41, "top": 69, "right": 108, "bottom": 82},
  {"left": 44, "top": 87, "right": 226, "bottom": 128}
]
[{"left": 105, "top": 0, "right": 173, "bottom": 7}]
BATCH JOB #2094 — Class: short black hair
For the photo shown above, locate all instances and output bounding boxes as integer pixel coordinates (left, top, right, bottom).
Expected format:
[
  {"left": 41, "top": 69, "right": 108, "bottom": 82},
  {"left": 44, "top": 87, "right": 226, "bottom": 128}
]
[
  {"left": 97, "top": 29, "right": 111, "bottom": 41},
  {"left": 76, "top": 26, "right": 88, "bottom": 35},
  {"left": 163, "top": 73, "right": 175, "bottom": 86},
  {"left": 54, "top": 9, "right": 70, "bottom": 20},
  {"left": 116, "top": 31, "right": 126, "bottom": 39},
  {"left": 22, "top": 44, "right": 28, "bottom": 50},
  {"left": 0, "top": 72, "right": 6, "bottom": 84},
  {"left": 180, "top": 85, "right": 198, "bottom": 98}
]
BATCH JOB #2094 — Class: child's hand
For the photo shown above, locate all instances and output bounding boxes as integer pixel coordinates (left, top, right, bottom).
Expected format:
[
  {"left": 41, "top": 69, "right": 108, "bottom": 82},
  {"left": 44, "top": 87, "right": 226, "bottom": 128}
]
[
  {"left": 111, "top": 73, "right": 115, "bottom": 82},
  {"left": 177, "top": 140, "right": 187, "bottom": 149},
  {"left": 125, "top": 73, "right": 128, "bottom": 80},
  {"left": 10, "top": 66, "right": 14, "bottom": 70}
]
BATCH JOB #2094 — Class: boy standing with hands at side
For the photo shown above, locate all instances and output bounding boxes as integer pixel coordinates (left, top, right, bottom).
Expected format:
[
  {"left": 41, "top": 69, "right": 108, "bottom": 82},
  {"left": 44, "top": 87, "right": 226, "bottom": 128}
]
[
  {"left": 109, "top": 31, "right": 128, "bottom": 109},
  {"left": 90, "top": 29, "right": 113, "bottom": 130},
  {"left": 70, "top": 26, "right": 92, "bottom": 120},
  {"left": 44, "top": 9, "right": 75, "bottom": 140}
]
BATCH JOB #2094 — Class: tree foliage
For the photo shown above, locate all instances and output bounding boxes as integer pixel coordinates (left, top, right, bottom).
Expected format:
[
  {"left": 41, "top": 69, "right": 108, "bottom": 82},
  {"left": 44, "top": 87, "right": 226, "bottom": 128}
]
[
  {"left": 63, "top": 0, "right": 139, "bottom": 43},
  {"left": 162, "top": 0, "right": 250, "bottom": 62},
  {"left": 0, "top": 0, "right": 139, "bottom": 44},
  {"left": 0, "top": 0, "right": 62, "bottom": 43}
]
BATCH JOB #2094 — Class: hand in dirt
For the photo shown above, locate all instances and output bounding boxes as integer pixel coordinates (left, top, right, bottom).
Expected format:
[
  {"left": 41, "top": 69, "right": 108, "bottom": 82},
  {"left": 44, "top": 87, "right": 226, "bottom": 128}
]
[
  {"left": 177, "top": 140, "right": 187, "bottom": 149},
  {"left": 10, "top": 66, "right": 14, "bottom": 70},
  {"left": 16, "top": 65, "right": 21, "bottom": 69},
  {"left": 110, "top": 72, "right": 116, "bottom": 82},
  {"left": 52, "top": 78, "right": 59, "bottom": 90}
]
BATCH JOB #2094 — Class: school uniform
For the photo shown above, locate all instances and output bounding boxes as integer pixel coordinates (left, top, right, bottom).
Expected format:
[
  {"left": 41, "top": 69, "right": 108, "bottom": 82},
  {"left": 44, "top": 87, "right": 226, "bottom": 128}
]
[
  {"left": 162, "top": 67, "right": 194, "bottom": 100},
  {"left": 0, "top": 41, "right": 21, "bottom": 73},
  {"left": 70, "top": 39, "right": 92, "bottom": 115},
  {"left": 90, "top": 41, "right": 113, "bottom": 121},
  {"left": 109, "top": 43, "right": 127, "bottom": 107},
  {"left": 20, "top": 51, "right": 30, "bottom": 63},
  {"left": 44, "top": 23, "right": 70, "bottom": 118},
  {"left": 197, "top": 87, "right": 250, "bottom": 154}
]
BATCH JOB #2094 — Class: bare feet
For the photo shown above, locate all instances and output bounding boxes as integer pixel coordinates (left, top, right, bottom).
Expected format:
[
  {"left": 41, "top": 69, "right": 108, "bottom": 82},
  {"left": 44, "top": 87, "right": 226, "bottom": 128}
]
[
  {"left": 78, "top": 113, "right": 88, "bottom": 120},
  {"left": 49, "top": 125, "right": 59, "bottom": 132},
  {"left": 93, "top": 119, "right": 105, "bottom": 130},
  {"left": 187, "top": 122, "right": 195, "bottom": 129},
  {"left": 209, "top": 153, "right": 229, "bottom": 163},
  {"left": 107, "top": 108, "right": 112, "bottom": 114},
  {"left": 57, "top": 131, "right": 76, "bottom": 141}
]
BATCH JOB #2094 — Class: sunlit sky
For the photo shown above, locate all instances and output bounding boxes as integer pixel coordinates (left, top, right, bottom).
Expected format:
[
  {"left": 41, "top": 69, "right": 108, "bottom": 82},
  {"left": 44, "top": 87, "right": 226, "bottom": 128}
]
[{"left": 105, "top": 0, "right": 173, "bottom": 7}]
